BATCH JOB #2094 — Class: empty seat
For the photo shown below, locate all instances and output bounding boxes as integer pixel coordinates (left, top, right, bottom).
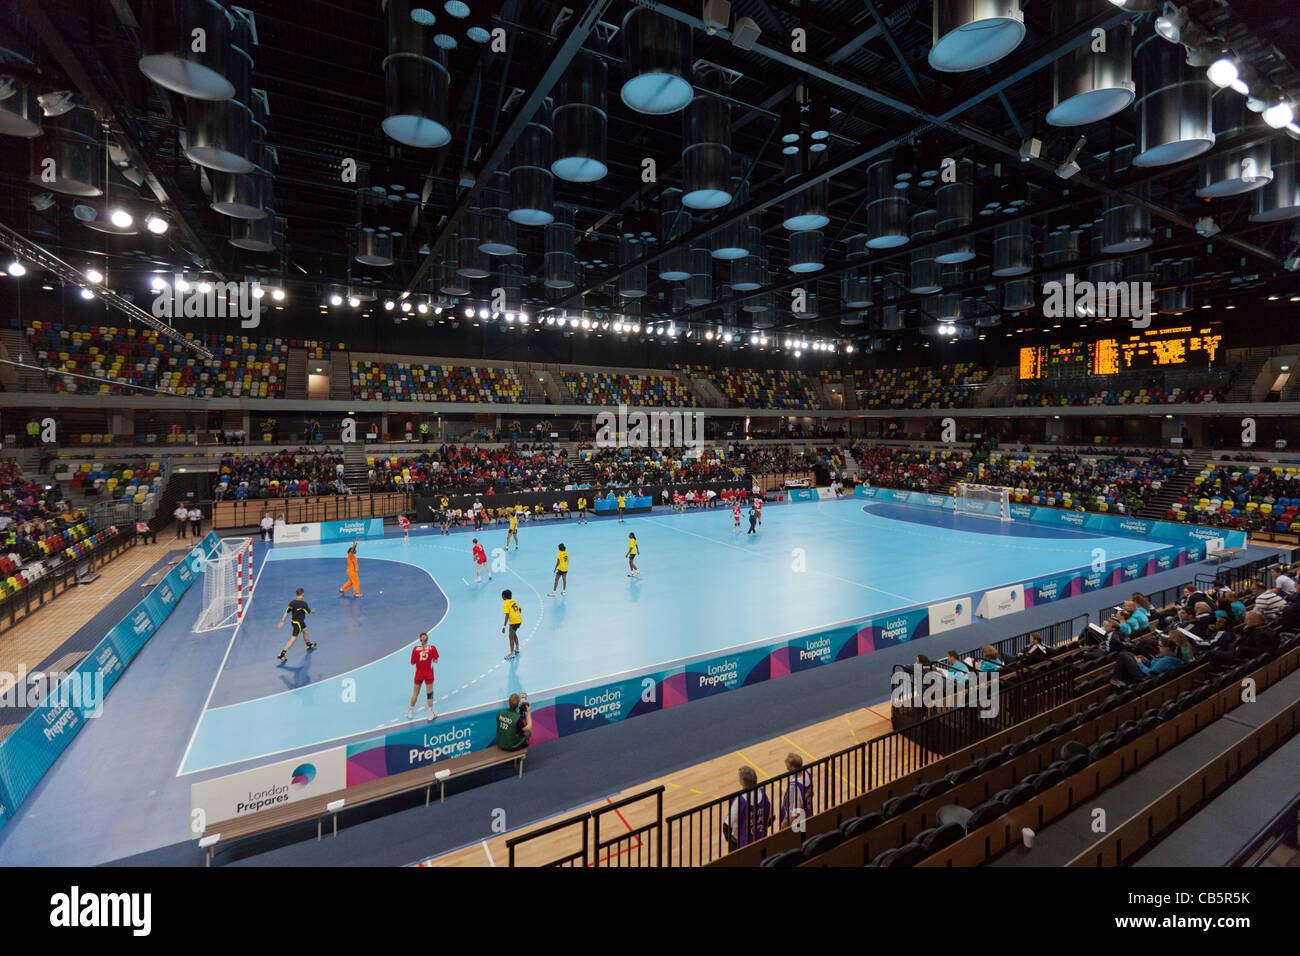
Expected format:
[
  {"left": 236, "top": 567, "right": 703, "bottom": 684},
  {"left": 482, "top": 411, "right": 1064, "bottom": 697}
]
[
  {"left": 840, "top": 812, "right": 885, "bottom": 838},
  {"left": 881, "top": 792, "right": 921, "bottom": 818},
  {"left": 801, "top": 829, "right": 847, "bottom": 856},
  {"left": 759, "top": 848, "right": 806, "bottom": 868}
]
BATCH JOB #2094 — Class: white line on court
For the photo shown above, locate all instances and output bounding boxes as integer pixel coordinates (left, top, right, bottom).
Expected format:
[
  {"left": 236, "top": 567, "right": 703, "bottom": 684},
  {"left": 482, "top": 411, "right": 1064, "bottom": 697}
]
[{"left": 481, "top": 840, "right": 496, "bottom": 867}]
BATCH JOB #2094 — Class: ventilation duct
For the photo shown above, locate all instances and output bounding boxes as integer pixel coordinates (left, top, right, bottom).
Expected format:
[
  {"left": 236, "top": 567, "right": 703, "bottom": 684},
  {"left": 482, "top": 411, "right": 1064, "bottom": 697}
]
[
  {"left": 934, "top": 158, "right": 974, "bottom": 264},
  {"left": 478, "top": 203, "right": 518, "bottom": 256},
  {"left": 544, "top": 205, "right": 577, "bottom": 288},
  {"left": 382, "top": 0, "right": 451, "bottom": 147},
  {"left": 509, "top": 105, "right": 553, "bottom": 225},
  {"left": 1047, "top": 6, "right": 1133, "bottom": 126},
  {"left": 991, "top": 220, "right": 1033, "bottom": 276},
  {"left": 929, "top": 0, "right": 1025, "bottom": 73},
  {"left": 620, "top": 7, "right": 692, "bottom": 115},
  {"left": 682, "top": 65, "right": 732, "bottom": 209},
  {"left": 210, "top": 169, "right": 269, "bottom": 219},
  {"left": 789, "top": 230, "right": 824, "bottom": 273},
  {"left": 552, "top": 48, "right": 607, "bottom": 182},
  {"left": 1003, "top": 279, "right": 1034, "bottom": 311},
  {"left": 793, "top": 284, "right": 818, "bottom": 319},
  {"left": 1249, "top": 139, "right": 1300, "bottom": 222},
  {"left": 1126, "top": 253, "right": 1154, "bottom": 286},
  {"left": 658, "top": 187, "right": 691, "bottom": 281},
  {"left": 866, "top": 158, "right": 909, "bottom": 248},
  {"left": 730, "top": 251, "right": 764, "bottom": 292},
  {"left": 711, "top": 176, "right": 753, "bottom": 259},
  {"left": 1134, "top": 36, "right": 1214, "bottom": 167},
  {"left": 880, "top": 305, "right": 904, "bottom": 330},
  {"left": 355, "top": 226, "right": 395, "bottom": 267},
  {"left": 908, "top": 210, "right": 941, "bottom": 294},
  {"left": 183, "top": 97, "right": 255, "bottom": 173},
  {"left": 1198, "top": 94, "right": 1272, "bottom": 197},
  {"left": 0, "top": 74, "right": 42, "bottom": 137},
  {"left": 841, "top": 312, "right": 865, "bottom": 326},
  {"left": 741, "top": 290, "right": 770, "bottom": 313},
  {"left": 619, "top": 237, "right": 648, "bottom": 298},
  {"left": 137, "top": 0, "right": 236, "bottom": 100},
  {"left": 458, "top": 212, "right": 491, "bottom": 277},
  {"left": 783, "top": 148, "right": 829, "bottom": 231},
  {"left": 975, "top": 313, "right": 1000, "bottom": 328},
  {"left": 1042, "top": 229, "right": 1079, "bottom": 285},
  {"left": 841, "top": 236, "right": 873, "bottom": 307},
  {"left": 229, "top": 213, "right": 281, "bottom": 252},
  {"left": 1156, "top": 259, "right": 1192, "bottom": 314},
  {"left": 684, "top": 245, "right": 712, "bottom": 305},
  {"left": 29, "top": 105, "right": 102, "bottom": 196},
  {"left": 935, "top": 293, "right": 962, "bottom": 322},
  {"left": 1100, "top": 202, "right": 1152, "bottom": 253},
  {"left": 440, "top": 250, "right": 471, "bottom": 295}
]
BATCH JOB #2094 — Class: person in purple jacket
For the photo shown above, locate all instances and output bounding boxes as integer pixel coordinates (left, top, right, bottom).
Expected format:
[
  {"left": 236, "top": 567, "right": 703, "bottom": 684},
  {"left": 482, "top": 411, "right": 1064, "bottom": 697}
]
[
  {"left": 780, "top": 753, "right": 814, "bottom": 831},
  {"left": 723, "top": 765, "right": 773, "bottom": 850}
]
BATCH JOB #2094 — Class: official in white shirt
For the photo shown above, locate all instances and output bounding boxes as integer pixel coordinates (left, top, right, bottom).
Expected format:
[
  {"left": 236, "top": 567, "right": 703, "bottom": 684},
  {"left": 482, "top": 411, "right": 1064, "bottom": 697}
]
[
  {"left": 260, "top": 512, "right": 275, "bottom": 542},
  {"left": 174, "top": 505, "right": 189, "bottom": 539}
]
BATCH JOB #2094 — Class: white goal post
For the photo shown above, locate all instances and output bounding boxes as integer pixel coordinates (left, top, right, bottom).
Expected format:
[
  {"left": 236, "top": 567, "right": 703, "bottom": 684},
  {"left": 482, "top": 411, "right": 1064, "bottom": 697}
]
[
  {"left": 953, "top": 483, "right": 1013, "bottom": 522},
  {"left": 193, "top": 537, "right": 254, "bottom": 632}
]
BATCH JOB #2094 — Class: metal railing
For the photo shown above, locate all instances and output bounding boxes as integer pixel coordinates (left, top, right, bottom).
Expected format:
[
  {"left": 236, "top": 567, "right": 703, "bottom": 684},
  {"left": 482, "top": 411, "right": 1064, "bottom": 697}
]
[
  {"left": 1196, "top": 554, "right": 1289, "bottom": 595},
  {"left": 506, "top": 787, "right": 663, "bottom": 867},
  {"left": 0, "top": 528, "right": 132, "bottom": 632},
  {"left": 209, "top": 492, "right": 411, "bottom": 530}
]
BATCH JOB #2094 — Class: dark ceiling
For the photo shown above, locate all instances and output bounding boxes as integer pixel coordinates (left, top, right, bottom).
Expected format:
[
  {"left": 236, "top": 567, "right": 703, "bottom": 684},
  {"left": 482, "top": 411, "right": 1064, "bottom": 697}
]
[{"left": 3, "top": 0, "right": 1300, "bottom": 357}]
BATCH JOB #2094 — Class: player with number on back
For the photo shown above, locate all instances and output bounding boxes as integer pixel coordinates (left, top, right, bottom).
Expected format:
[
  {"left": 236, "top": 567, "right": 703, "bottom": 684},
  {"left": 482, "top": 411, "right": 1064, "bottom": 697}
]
[{"left": 405, "top": 631, "right": 439, "bottom": 720}]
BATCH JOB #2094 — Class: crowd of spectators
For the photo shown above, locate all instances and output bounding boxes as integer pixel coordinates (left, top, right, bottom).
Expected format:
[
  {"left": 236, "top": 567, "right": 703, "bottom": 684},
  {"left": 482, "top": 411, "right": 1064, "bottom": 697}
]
[
  {"left": 1180, "top": 463, "right": 1300, "bottom": 532},
  {"left": 213, "top": 449, "right": 348, "bottom": 499},
  {"left": 369, "top": 444, "right": 574, "bottom": 494},
  {"left": 848, "top": 444, "right": 1185, "bottom": 514}
]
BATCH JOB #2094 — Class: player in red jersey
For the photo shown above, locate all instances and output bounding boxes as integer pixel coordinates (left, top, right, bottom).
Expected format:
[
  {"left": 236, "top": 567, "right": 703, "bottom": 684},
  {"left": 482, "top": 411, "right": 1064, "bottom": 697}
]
[
  {"left": 399, "top": 513, "right": 411, "bottom": 539},
  {"left": 754, "top": 496, "right": 763, "bottom": 528},
  {"left": 732, "top": 502, "right": 742, "bottom": 533},
  {"left": 472, "top": 538, "right": 491, "bottom": 582},
  {"left": 406, "top": 631, "right": 439, "bottom": 720}
]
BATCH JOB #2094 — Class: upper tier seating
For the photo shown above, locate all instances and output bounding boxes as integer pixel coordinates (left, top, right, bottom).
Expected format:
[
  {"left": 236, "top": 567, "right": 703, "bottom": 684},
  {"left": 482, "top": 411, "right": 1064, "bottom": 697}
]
[{"left": 351, "top": 361, "right": 528, "bottom": 402}]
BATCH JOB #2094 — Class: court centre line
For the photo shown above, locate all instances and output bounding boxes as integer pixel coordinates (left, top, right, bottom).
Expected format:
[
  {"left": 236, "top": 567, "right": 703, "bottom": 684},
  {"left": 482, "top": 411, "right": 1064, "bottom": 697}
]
[{"left": 481, "top": 840, "right": 496, "bottom": 867}]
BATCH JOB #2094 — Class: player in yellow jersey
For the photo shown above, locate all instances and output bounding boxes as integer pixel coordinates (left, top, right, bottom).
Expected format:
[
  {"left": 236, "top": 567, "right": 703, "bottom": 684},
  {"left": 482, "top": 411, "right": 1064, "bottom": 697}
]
[
  {"left": 550, "top": 543, "right": 568, "bottom": 595},
  {"left": 505, "top": 509, "right": 519, "bottom": 550},
  {"left": 626, "top": 531, "right": 640, "bottom": 577},
  {"left": 616, "top": 493, "right": 626, "bottom": 523},
  {"left": 576, "top": 495, "right": 587, "bottom": 524},
  {"left": 501, "top": 588, "right": 523, "bottom": 660}
]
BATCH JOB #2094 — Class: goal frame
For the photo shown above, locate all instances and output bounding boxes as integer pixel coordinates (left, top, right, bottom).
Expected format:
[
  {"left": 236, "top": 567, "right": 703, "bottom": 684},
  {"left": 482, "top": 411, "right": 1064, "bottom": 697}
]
[
  {"left": 953, "top": 482, "right": 1013, "bottom": 522},
  {"left": 193, "top": 537, "right": 254, "bottom": 633}
]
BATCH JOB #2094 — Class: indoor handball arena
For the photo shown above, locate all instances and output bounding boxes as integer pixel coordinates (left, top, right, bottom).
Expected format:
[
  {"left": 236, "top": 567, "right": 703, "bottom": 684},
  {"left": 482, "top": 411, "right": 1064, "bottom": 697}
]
[{"left": 0, "top": 0, "right": 1299, "bottom": 913}]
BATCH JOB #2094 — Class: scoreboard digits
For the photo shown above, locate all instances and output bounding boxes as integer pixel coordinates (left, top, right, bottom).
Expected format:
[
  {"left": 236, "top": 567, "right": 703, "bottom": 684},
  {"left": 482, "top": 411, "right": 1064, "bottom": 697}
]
[{"left": 1019, "top": 325, "right": 1221, "bottom": 380}]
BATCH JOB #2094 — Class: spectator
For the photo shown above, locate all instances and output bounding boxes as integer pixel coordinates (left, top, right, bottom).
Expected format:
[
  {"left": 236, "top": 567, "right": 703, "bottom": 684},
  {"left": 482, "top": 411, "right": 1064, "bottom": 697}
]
[
  {"left": 1111, "top": 636, "right": 1183, "bottom": 687},
  {"left": 1232, "top": 610, "right": 1280, "bottom": 660},
  {"left": 135, "top": 520, "right": 156, "bottom": 545},
  {"left": 723, "top": 766, "right": 772, "bottom": 850},
  {"left": 779, "top": 753, "right": 813, "bottom": 830},
  {"left": 1018, "top": 632, "right": 1049, "bottom": 663},
  {"left": 495, "top": 693, "right": 531, "bottom": 751},
  {"left": 1252, "top": 583, "right": 1287, "bottom": 621}
]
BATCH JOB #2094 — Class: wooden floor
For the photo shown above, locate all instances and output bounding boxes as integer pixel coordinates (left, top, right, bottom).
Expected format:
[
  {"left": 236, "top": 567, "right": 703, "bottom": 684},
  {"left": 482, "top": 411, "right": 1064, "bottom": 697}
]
[
  {"left": 417, "top": 699, "right": 900, "bottom": 867},
  {"left": 0, "top": 535, "right": 189, "bottom": 679}
]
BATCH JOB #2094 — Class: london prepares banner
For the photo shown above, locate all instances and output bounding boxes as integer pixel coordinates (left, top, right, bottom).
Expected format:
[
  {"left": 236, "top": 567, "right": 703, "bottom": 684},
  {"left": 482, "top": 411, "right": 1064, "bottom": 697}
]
[
  {"left": 0, "top": 532, "right": 218, "bottom": 833},
  {"left": 190, "top": 747, "right": 347, "bottom": 823}
]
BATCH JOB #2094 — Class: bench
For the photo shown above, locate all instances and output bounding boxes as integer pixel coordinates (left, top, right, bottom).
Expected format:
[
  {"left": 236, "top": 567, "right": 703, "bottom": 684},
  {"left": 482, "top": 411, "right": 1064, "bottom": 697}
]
[
  {"left": 198, "top": 745, "right": 526, "bottom": 865},
  {"left": 1205, "top": 546, "right": 1246, "bottom": 564}
]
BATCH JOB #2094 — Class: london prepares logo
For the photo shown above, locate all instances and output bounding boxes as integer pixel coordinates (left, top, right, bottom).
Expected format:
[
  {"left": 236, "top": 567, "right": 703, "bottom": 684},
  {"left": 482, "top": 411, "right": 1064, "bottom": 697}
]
[{"left": 290, "top": 763, "right": 316, "bottom": 789}]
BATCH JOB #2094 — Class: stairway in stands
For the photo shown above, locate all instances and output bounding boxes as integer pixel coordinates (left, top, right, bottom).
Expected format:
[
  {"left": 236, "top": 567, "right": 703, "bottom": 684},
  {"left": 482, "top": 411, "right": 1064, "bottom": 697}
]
[
  {"left": 0, "top": 327, "right": 47, "bottom": 392},
  {"left": 330, "top": 350, "right": 352, "bottom": 400},
  {"left": 1138, "top": 449, "right": 1212, "bottom": 520},
  {"left": 568, "top": 451, "right": 596, "bottom": 484},
  {"left": 342, "top": 443, "right": 370, "bottom": 492},
  {"left": 284, "top": 347, "right": 309, "bottom": 400},
  {"left": 1224, "top": 352, "right": 1270, "bottom": 403}
]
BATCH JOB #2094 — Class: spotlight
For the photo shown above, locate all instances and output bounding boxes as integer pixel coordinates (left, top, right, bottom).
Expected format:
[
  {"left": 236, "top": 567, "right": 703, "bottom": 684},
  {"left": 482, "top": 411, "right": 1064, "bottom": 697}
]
[
  {"left": 581, "top": 318, "right": 591, "bottom": 329},
  {"left": 479, "top": 308, "right": 489, "bottom": 319},
  {"left": 347, "top": 296, "right": 360, "bottom": 308},
  {"left": 1207, "top": 58, "right": 1238, "bottom": 89},
  {"left": 6, "top": 260, "right": 26, "bottom": 277},
  {"left": 198, "top": 281, "right": 213, "bottom": 294},
  {"left": 417, "top": 302, "right": 429, "bottom": 314},
  {"left": 519, "top": 313, "right": 528, "bottom": 324},
  {"left": 435, "top": 306, "right": 443, "bottom": 315},
  {"left": 145, "top": 214, "right": 168, "bottom": 234},
  {"left": 1155, "top": 4, "right": 1190, "bottom": 44},
  {"left": 85, "top": 268, "right": 103, "bottom": 284},
  {"left": 252, "top": 285, "right": 265, "bottom": 298},
  {"left": 109, "top": 207, "right": 133, "bottom": 229},
  {"left": 272, "top": 288, "right": 286, "bottom": 302},
  {"left": 1195, "top": 216, "right": 1220, "bottom": 238},
  {"left": 384, "top": 299, "right": 395, "bottom": 310},
  {"left": 79, "top": 287, "right": 94, "bottom": 299},
  {"left": 150, "top": 276, "right": 167, "bottom": 291},
  {"left": 465, "top": 306, "right": 474, "bottom": 317},
  {"left": 402, "top": 301, "right": 413, "bottom": 312},
  {"left": 1056, "top": 135, "right": 1086, "bottom": 179},
  {"left": 1264, "top": 101, "right": 1294, "bottom": 129},
  {"left": 330, "top": 293, "right": 343, "bottom": 306}
]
